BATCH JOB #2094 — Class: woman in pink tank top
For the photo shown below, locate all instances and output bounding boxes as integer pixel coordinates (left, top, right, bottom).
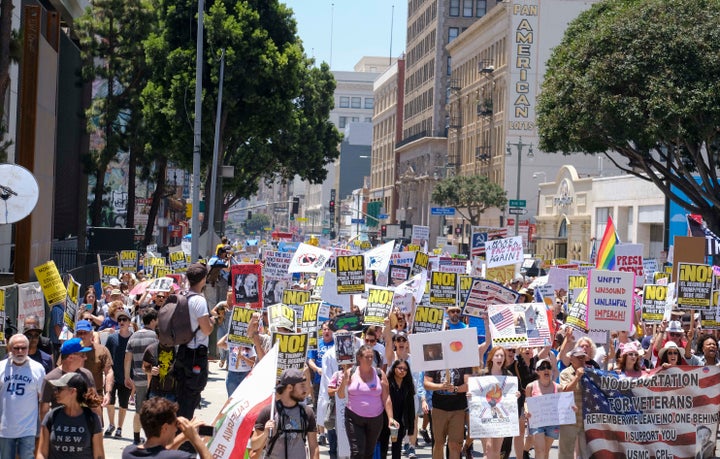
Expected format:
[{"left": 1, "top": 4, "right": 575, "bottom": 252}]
[
  {"left": 337, "top": 344, "right": 396, "bottom": 459},
  {"left": 524, "top": 358, "right": 566, "bottom": 459}
]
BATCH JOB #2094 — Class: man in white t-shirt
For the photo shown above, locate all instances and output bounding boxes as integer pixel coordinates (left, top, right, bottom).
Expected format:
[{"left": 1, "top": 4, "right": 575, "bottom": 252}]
[
  {"left": 0, "top": 334, "right": 46, "bottom": 459},
  {"left": 176, "top": 263, "right": 216, "bottom": 419}
]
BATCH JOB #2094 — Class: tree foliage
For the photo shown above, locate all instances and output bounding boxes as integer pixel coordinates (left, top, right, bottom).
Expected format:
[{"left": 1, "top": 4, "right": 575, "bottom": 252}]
[
  {"left": 537, "top": 0, "right": 720, "bottom": 233},
  {"left": 431, "top": 175, "right": 507, "bottom": 226},
  {"left": 245, "top": 213, "right": 270, "bottom": 234}
]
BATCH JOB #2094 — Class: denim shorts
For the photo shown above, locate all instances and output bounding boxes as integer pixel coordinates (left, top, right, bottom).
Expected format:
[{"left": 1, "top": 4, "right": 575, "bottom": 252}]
[{"left": 529, "top": 424, "right": 560, "bottom": 439}]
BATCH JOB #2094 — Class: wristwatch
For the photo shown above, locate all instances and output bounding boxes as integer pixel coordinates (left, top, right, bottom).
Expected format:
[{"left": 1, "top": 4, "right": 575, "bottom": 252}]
[{"left": 453, "top": 386, "right": 458, "bottom": 393}]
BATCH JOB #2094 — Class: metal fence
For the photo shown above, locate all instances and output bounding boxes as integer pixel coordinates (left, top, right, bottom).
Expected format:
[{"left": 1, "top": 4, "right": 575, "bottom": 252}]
[{"left": 51, "top": 246, "right": 118, "bottom": 288}]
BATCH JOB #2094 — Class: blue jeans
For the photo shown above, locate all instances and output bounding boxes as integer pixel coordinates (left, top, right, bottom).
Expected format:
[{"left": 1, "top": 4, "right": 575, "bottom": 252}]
[
  {"left": 0, "top": 436, "right": 35, "bottom": 459},
  {"left": 226, "top": 371, "right": 249, "bottom": 397},
  {"left": 327, "top": 428, "right": 338, "bottom": 459}
]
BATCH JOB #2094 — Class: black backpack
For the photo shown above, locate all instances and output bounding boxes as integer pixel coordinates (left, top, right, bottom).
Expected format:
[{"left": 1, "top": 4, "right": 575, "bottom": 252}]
[
  {"left": 157, "top": 291, "right": 199, "bottom": 346},
  {"left": 266, "top": 400, "right": 310, "bottom": 457}
]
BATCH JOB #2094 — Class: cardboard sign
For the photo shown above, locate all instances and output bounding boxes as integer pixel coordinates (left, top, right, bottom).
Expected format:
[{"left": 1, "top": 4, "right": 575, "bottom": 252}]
[
  {"left": 262, "top": 250, "right": 294, "bottom": 281},
  {"left": 64, "top": 275, "right": 81, "bottom": 330},
  {"left": 413, "top": 305, "right": 445, "bottom": 333},
  {"left": 488, "top": 304, "right": 529, "bottom": 348},
  {"left": 412, "top": 251, "right": 430, "bottom": 276},
  {"left": 615, "top": 244, "right": 644, "bottom": 284},
  {"left": 335, "top": 332, "right": 356, "bottom": 365},
  {"left": 364, "top": 287, "right": 394, "bottom": 327},
  {"left": 587, "top": 269, "right": 635, "bottom": 332},
  {"left": 463, "top": 279, "right": 520, "bottom": 318},
  {"left": 267, "top": 304, "right": 295, "bottom": 331},
  {"left": 288, "top": 243, "right": 332, "bottom": 273},
  {"left": 429, "top": 271, "right": 458, "bottom": 307},
  {"left": 566, "top": 288, "right": 589, "bottom": 333},
  {"left": 336, "top": 254, "right": 365, "bottom": 295},
  {"left": 408, "top": 327, "right": 480, "bottom": 372},
  {"left": 147, "top": 277, "right": 174, "bottom": 293},
  {"left": 388, "top": 265, "right": 411, "bottom": 287},
  {"left": 119, "top": 250, "right": 138, "bottom": 273},
  {"left": 485, "top": 236, "right": 524, "bottom": 268},
  {"left": 411, "top": 225, "right": 430, "bottom": 246},
  {"left": 228, "top": 306, "right": 255, "bottom": 346},
  {"left": 102, "top": 264, "right": 120, "bottom": 285},
  {"left": 169, "top": 250, "right": 188, "bottom": 272},
  {"left": 231, "top": 264, "right": 262, "bottom": 308},
  {"left": 642, "top": 284, "right": 667, "bottom": 324},
  {"left": 34, "top": 260, "right": 67, "bottom": 306},
  {"left": 676, "top": 262, "right": 713, "bottom": 310},
  {"left": 300, "top": 301, "right": 322, "bottom": 349},
  {"left": 526, "top": 392, "right": 576, "bottom": 429},
  {"left": 152, "top": 266, "right": 173, "bottom": 278},
  {"left": 467, "top": 376, "right": 520, "bottom": 438},
  {"left": 273, "top": 332, "right": 308, "bottom": 375}
]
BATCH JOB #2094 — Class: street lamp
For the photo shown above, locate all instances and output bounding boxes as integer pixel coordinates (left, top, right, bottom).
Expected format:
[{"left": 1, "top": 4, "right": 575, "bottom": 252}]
[{"left": 506, "top": 137, "right": 534, "bottom": 237}]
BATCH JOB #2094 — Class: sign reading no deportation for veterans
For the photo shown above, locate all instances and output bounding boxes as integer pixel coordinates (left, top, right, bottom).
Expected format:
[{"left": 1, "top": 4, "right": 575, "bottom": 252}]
[
  {"left": 413, "top": 305, "right": 445, "bottom": 333},
  {"left": 429, "top": 271, "right": 458, "bottom": 307},
  {"left": 676, "top": 262, "right": 714, "bottom": 310},
  {"left": 587, "top": 269, "right": 634, "bottom": 332},
  {"left": 642, "top": 284, "right": 667, "bottom": 324},
  {"left": 485, "top": 236, "right": 524, "bottom": 268},
  {"left": 272, "top": 332, "right": 309, "bottom": 376},
  {"left": 364, "top": 287, "right": 394, "bottom": 327},
  {"left": 228, "top": 306, "right": 255, "bottom": 346},
  {"left": 336, "top": 254, "right": 366, "bottom": 294}
]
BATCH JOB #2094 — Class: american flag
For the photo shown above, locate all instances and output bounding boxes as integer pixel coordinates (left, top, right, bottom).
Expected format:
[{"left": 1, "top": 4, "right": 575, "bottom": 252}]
[
  {"left": 687, "top": 215, "right": 720, "bottom": 257},
  {"left": 489, "top": 306, "right": 515, "bottom": 330},
  {"left": 582, "top": 366, "right": 720, "bottom": 458}
]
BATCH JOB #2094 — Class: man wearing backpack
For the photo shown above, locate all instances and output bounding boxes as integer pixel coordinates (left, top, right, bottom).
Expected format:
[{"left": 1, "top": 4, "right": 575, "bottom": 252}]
[
  {"left": 175, "top": 262, "right": 215, "bottom": 420},
  {"left": 251, "top": 368, "right": 320, "bottom": 459}
]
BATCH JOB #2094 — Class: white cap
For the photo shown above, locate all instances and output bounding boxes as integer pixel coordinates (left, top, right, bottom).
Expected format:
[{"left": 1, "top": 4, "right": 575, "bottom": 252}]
[{"left": 109, "top": 278, "right": 120, "bottom": 287}]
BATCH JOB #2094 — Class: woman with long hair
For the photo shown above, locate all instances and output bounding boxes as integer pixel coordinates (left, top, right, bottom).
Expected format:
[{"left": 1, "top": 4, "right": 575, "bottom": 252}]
[
  {"left": 615, "top": 343, "right": 648, "bottom": 379},
  {"left": 477, "top": 347, "right": 514, "bottom": 459},
  {"left": 79, "top": 287, "right": 104, "bottom": 328},
  {"left": 387, "top": 359, "right": 416, "bottom": 459},
  {"left": 524, "top": 359, "right": 563, "bottom": 459},
  {"left": 337, "top": 344, "right": 396, "bottom": 459},
  {"left": 658, "top": 341, "right": 687, "bottom": 368},
  {"left": 37, "top": 372, "right": 104, "bottom": 459}
]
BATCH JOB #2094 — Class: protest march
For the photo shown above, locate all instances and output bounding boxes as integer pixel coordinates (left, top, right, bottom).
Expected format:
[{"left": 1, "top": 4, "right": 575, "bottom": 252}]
[{"left": 1, "top": 215, "right": 720, "bottom": 459}]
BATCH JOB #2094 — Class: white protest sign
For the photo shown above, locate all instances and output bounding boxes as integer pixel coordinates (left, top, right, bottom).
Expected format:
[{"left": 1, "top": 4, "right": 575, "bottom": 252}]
[
  {"left": 408, "top": 327, "right": 479, "bottom": 372},
  {"left": 615, "top": 243, "right": 645, "bottom": 285},
  {"left": 587, "top": 269, "right": 635, "bottom": 332},
  {"left": 485, "top": 236, "right": 524, "bottom": 268},
  {"left": 526, "top": 392, "right": 576, "bottom": 429},
  {"left": 467, "top": 375, "right": 520, "bottom": 438}
]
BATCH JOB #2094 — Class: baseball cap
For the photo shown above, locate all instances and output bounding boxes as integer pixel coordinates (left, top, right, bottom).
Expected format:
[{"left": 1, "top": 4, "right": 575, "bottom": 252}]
[
  {"left": 110, "top": 289, "right": 123, "bottom": 296},
  {"left": 276, "top": 368, "right": 306, "bottom": 389},
  {"left": 535, "top": 358, "right": 553, "bottom": 370},
  {"left": 567, "top": 346, "right": 588, "bottom": 359},
  {"left": 393, "top": 331, "right": 409, "bottom": 341},
  {"left": 23, "top": 323, "right": 42, "bottom": 334},
  {"left": 109, "top": 278, "right": 120, "bottom": 287},
  {"left": 115, "top": 310, "right": 131, "bottom": 321},
  {"left": 60, "top": 338, "right": 92, "bottom": 355},
  {"left": 75, "top": 320, "right": 93, "bottom": 333},
  {"left": 620, "top": 342, "right": 644, "bottom": 357},
  {"left": 49, "top": 372, "right": 85, "bottom": 388}
]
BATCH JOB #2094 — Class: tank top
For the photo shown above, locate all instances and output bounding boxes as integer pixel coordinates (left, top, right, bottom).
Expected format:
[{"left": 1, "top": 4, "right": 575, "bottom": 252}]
[
  {"left": 347, "top": 368, "right": 384, "bottom": 418},
  {"left": 530, "top": 380, "right": 558, "bottom": 397}
]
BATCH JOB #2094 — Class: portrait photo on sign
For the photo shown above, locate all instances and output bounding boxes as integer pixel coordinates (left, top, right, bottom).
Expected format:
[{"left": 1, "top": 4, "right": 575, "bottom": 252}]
[
  {"left": 335, "top": 332, "right": 356, "bottom": 365},
  {"left": 234, "top": 273, "right": 259, "bottom": 302},
  {"left": 409, "top": 327, "right": 480, "bottom": 372}
]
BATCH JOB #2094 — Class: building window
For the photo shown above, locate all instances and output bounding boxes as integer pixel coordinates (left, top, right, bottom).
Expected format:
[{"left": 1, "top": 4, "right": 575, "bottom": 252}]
[
  {"left": 448, "top": 27, "right": 459, "bottom": 43},
  {"left": 351, "top": 97, "right": 362, "bottom": 108},
  {"left": 595, "top": 207, "right": 611, "bottom": 240},
  {"left": 339, "top": 96, "right": 350, "bottom": 108},
  {"left": 365, "top": 117, "right": 372, "bottom": 122},
  {"left": 476, "top": 0, "right": 487, "bottom": 17},
  {"left": 450, "top": 0, "right": 460, "bottom": 16},
  {"left": 447, "top": 56, "right": 452, "bottom": 76},
  {"left": 364, "top": 97, "right": 374, "bottom": 109},
  {"left": 351, "top": 116, "right": 359, "bottom": 122},
  {"left": 463, "top": 0, "right": 473, "bottom": 16}
]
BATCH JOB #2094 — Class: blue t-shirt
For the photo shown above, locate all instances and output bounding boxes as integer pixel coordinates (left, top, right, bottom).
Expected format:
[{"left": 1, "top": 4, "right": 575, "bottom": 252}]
[
  {"left": 49, "top": 304, "right": 65, "bottom": 344},
  {"left": 307, "top": 338, "right": 334, "bottom": 384}
]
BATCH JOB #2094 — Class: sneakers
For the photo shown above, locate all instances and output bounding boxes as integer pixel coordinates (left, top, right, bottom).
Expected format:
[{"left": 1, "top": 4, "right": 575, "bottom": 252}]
[
  {"left": 104, "top": 425, "right": 115, "bottom": 437},
  {"left": 419, "top": 429, "right": 432, "bottom": 445},
  {"left": 133, "top": 436, "right": 146, "bottom": 445},
  {"left": 114, "top": 428, "right": 122, "bottom": 438},
  {"left": 317, "top": 434, "right": 327, "bottom": 446},
  {"left": 407, "top": 446, "right": 416, "bottom": 458}
]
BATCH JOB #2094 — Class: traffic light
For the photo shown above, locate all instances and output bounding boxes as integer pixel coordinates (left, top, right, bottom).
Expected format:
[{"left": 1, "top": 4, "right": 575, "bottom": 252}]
[
  {"left": 291, "top": 197, "right": 299, "bottom": 214},
  {"left": 381, "top": 225, "right": 387, "bottom": 237},
  {"left": 247, "top": 211, "right": 252, "bottom": 220},
  {"left": 328, "top": 199, "right": 335, "bottom": 214},
  {"left": 455, "top": 225, "right": 462, "bottom": 235}
]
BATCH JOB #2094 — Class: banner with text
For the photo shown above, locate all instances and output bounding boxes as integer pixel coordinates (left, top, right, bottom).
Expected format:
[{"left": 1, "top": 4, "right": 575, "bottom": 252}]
[{"left": 587, "top": 269, "right": 635, "bottom": 332}]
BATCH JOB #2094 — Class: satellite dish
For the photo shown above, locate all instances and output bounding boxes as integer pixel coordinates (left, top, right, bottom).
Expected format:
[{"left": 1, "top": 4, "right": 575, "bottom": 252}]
[{"left": 0, "top": 164, "right": 39, "bottom": 224}]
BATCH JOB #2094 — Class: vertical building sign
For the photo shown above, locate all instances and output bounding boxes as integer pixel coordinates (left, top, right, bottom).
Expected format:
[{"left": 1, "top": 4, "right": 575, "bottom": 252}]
[{"left": 508, "top": 3, "right": 539, "bottom": 134}]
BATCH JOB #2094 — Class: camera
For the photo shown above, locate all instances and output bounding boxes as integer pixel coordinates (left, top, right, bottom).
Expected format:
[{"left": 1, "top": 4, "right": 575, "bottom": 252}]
[{"left": 198, "top": 425, "right": 215, "bottom": 436}]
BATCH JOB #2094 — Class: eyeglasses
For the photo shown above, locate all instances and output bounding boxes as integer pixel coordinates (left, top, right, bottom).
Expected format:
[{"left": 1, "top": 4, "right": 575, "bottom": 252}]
[
  {"left": 396, "top": 367, "right": 408, "bottom": 372},
  {"left": 12, "top": 346, "right": 27, "bottom": 351}
]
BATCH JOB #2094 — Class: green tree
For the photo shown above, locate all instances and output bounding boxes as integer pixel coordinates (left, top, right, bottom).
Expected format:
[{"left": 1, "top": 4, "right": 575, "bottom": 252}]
[
  {"left": 141, "top": 0, "right": 340, "bottom": 241},
  {"left": 76, "top": 0, "right": 152, "bottom": 227},
  {"left": 537, "top": 0, "right": 720, "bottom": 234},
  {"left": 431, "top": 175, "right": 507, "bottom": 226}
]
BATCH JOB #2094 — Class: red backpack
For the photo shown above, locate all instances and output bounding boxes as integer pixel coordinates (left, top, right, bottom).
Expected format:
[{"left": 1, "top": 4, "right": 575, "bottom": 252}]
[{"left": 157, "top": 291, "right": 199, "bottom": 346}]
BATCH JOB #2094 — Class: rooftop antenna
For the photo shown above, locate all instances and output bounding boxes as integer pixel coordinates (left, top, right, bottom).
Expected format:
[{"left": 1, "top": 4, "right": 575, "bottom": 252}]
[
  {"left": 389, "top": 5, "right": 394, "bottom": 65},
  {"left": 329, "top": 3, "right": 334, "bottom": 68}
]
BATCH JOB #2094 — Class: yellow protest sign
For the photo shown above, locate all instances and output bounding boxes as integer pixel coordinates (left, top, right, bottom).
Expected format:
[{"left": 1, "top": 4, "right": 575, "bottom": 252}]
[
  {"left": 34, "top": 260, "right": 67, "bottom": 306},
  {"left": 677, "top": 263, "right": 713, "bottom": 309},
  {"left": 119, "top": 250, "right": 138, "bottom": 273},
  {"left": 102, "top": 265, "right": 120, "bottom": 284},
  {"left": 429, "top": 271, "right": 458, "bottom": 307}
]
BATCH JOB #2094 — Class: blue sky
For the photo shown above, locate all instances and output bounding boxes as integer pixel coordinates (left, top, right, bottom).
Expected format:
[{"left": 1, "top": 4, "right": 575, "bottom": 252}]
[{"left": 283, "top": 1, "right": 408, "bottom": 71}]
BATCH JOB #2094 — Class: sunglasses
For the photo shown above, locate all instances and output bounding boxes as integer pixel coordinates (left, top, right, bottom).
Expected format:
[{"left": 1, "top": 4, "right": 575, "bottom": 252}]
[
  {"left": 666, "top": 351, "right": 680, "bottom": 356},
  {"left": 625, "top": 352, "right": 638, "bottom": 357},
  {"left": 507, "top": 349, "right": 516, "bottom": 353},
  {"left": 156, "top": 295, "right": 167, "bottom": 300},
  {"left": 395, "top": 337, "right": 408, "bottom": 342},
  {"left": 669, "top": 332, "right": 683, "bottom": 337},
  {"left": 118, "top": 317, "right": 130, "bottom": 323},
  {"left": 537, "top": 365, "right": 552, "bottom": 371}
]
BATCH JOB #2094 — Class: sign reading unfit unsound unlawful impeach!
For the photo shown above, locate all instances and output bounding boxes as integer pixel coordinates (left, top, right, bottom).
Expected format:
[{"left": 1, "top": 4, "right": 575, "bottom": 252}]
[{"left": 587, "top": 269, "right": 634, "bottom": 332}]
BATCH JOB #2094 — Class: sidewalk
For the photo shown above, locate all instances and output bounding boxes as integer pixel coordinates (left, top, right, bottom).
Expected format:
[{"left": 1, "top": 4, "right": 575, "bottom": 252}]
[{"left": 101, "top": 360, "right": 554, "bottom": 458}]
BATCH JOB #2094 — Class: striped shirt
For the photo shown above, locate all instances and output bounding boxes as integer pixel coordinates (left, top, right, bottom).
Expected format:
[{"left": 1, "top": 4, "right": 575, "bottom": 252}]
[{"left": 125, "top": 328, "right": 158, "bottom": 387}]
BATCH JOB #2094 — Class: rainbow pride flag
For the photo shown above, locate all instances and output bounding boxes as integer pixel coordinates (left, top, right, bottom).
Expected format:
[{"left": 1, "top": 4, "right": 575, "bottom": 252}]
[{"left": 595, "top": 215, "right": 619, "bottom": 270}]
